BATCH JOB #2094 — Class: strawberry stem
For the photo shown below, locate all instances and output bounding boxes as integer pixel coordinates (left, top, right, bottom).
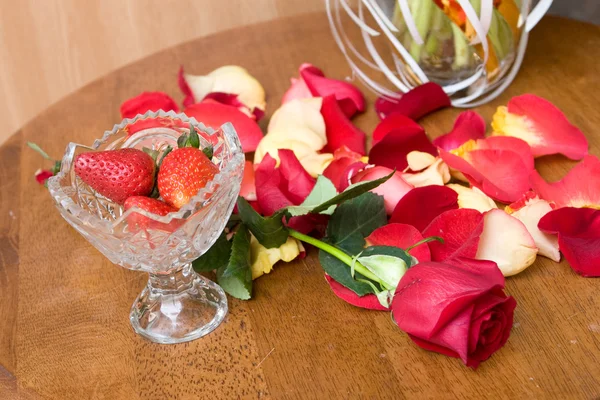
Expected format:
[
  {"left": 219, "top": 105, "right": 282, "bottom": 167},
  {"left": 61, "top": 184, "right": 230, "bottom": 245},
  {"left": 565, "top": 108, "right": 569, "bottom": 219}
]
[{"left": 27, "top": 142, "right": 52, "bottom": 160}]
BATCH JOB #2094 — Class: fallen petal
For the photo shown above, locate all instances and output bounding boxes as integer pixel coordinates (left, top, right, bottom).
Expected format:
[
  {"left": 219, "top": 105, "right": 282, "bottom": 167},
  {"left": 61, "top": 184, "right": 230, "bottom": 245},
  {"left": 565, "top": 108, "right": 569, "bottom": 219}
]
[
  {"left": 300, "top": 63, "right": 365, "bottom": 118},
  {"left": 476, "top": 209, "right": 538, "bottom": 276},
  {"left": 538, "top": 207, "right": 600, "bottom": 277},
  {"left": 433, "top": 111, "right": 486, "bottom": 151},
  {"left": 506, "top": 193, "right": 560, "bottom": 262},
  {"left": 391, "top": 185, "right": 458, "bottom": 231},
  {"left": 372, "top": 113, "right": 426, "bottom": 146},
  {"left": 422, "top": 209, "right": 484, "bottom": 262},
  {"left": 375, "top": 82, "right": 451, "bottom": 120},
  {"left": 321, "top": 95, "right": 366, "bottom": 154},
  {"left": 254, "top": 135, "right": 316, "bottom": 166},
  {"left": 351, "top": 166, "right": 414, "bottom": 215},
  {"left": 250, "top": 235, "right": 303, "bottom": 279},
  {"left": 402, "top": 158, "right": 451, "bottom": 187},
  {"left": 281, "top": 77, "right": 312, "bottom": 104},
  {"left": 267, "top": 98, "right": 327, "bottom": 151},
  {"left": 180, "top": 65, "right": 266, "bottom": 116},
  {"left": 184, "top": 102, "right": 264, "bottom": 153},
  {"left": 447, "top": 184, "right": 498, "bottom": 213},
  {"left": 369, "top": 127, "right": 438, "bottom": 171},
  {"left": 366, "top": 223, "right": 431, "bottom": 263},
  {"left": 530, "top": 155, "right": 600, "bottom": 208},
  {"left": 240, "top": 161, "right": 257, "bottom": 202},
  {"left": 492, "top": 94, "right": 588, "bottom": 160},
  {"left": 120, "top": 91, "right": 180, "bottom": 119},
  {"left": 299, "top": 152, "right": 334, "bottom": 178},
  {"left": 406, "top": 151, "right": 437, "bottom": 172},
  {"left": 325, "top": 275, "right": 388, "bottom": 311}
]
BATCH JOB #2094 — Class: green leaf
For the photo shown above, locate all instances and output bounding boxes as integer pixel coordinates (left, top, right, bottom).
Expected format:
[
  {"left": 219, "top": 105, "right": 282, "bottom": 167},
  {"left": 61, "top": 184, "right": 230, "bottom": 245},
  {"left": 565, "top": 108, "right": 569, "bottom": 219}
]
[
  {"left": 202, "top": 145, "right": 214, "bottom": 160},
  {"left": 325, "top": 192, "right": 387, "bottom": 253},
  {"left": 237, "top": 197, "right": 289, "bottom": 249},
  {"left": 311, "top": 171, "right": 394, "bottom": 214},
  {"left": 177, "top": 133, "right": 188, "bottom": 148},
  {"left": 27, "top": 142, "right": 52, "bottom": 160},
  {"left": 192, "top": 231, "right": 232, "bottom": 272},
  {"left": 287, "top": 175, "right": 338, "bottom": 217},
  {"left": 51, "top": 160, "right": 61, "bottom": 175},
  {"left": 217, "top": 225, "right": 253, "bottom": 300},
  {"left": 189, "top": 125, "right": 200, "bottom": 148},
  {"left": 142, "top": 147, "right": 160, "bottom": 161},
  {"left": 319, "top": 250, "right": 376, "bottom": 296},
  {"left": 157, "top": 145, "right": 172, "bottom": 168}
]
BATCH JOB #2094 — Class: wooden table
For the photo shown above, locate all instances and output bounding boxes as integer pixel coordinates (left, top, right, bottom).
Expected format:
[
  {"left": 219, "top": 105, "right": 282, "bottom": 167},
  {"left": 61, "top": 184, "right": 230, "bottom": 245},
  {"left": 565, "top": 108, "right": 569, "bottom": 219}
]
[{"left": 1, "top": 12, "right": 600, "bottom": 400}]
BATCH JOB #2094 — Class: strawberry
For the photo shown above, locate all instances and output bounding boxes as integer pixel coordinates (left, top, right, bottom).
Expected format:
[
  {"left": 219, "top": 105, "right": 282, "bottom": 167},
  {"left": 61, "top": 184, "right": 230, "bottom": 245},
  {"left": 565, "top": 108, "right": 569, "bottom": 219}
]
[
  {"left": 74, "top": 148, "right": 155, "bottom": 204},
  {"left": 124, "top": 196, "right": 179, "bottom": 232},
  {"left": 158, "top": 147, "right": 219, "bottom": 208}
]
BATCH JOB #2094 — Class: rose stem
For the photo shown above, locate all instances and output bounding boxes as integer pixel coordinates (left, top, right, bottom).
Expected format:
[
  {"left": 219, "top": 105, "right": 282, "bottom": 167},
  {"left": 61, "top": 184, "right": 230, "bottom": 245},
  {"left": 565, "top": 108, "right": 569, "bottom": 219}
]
[{"left": 288, "top": 229, "right": 380, "bottom": 282}]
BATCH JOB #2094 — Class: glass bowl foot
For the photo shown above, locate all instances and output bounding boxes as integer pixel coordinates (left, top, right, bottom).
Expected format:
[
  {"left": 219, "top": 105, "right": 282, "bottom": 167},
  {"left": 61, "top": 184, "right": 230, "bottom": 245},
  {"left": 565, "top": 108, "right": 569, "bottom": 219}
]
[{"left": 129, "top": 264, "right": 227, "bottom": 344}]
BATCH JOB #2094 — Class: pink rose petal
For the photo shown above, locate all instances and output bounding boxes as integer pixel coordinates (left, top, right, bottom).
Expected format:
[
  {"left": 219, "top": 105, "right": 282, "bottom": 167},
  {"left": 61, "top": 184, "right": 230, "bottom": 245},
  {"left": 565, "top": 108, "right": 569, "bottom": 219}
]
[
  {"left": 240, "top": 161, "right": 257, "bottom": 201},
  {"left": 495, "top": 94, "right": 588, "bottom": 160},
  {"left": 281, "top": 77, "right": 312, "bottom": 104},
  {"left": 300, "top": 63, "right": 365, "bottom": 118},
  {"left": 375, "top": 82, "right": 451, "bottom": 120},
  {"left": 538, "top": 207, "right": 600, "bottom": 277},
  {"left": 433, "top": 111, "right": 486, "bottom": 151},
  {"left": 390, "top": 186, "right": 459, "bottom": 232},
  {"left": 184, "top": 102, "right": 264, "bottom": 153},
  {"left": 366, "top": 223, "right": 431, "bottom": 262},
  {"left": 321, "top": 95, "right": 366, "bottom": 155},
  {"left": 325, "top": 275, "right": 388, "bottom": 311},
  {"left": 422, "top": 209, "right": 484, "bottom": 262},
  {"left": 202, "top": 92, "right": 263, "bottom": 121},
  {"left": 178, "top": 66, "right": 195, "bottom": 108},
  {"left": 351, "top": 166, "right": 414, "bottom": 215},
  {"left": 322, "top": 146, "right": 365, "bottom": 191},
  {"left": 530, "top": 155, "right": 600, "bottom": 208},
  {"left": 120, "top": 91, "right": 180, "bottom": 119}
]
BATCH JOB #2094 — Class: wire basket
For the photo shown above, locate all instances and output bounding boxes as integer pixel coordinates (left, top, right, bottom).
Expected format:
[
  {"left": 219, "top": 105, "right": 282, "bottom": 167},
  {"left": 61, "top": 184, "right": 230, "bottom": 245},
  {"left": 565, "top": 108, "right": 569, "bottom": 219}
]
[{"left": 327, "top": 0, "right": 553, "bottom": 107}]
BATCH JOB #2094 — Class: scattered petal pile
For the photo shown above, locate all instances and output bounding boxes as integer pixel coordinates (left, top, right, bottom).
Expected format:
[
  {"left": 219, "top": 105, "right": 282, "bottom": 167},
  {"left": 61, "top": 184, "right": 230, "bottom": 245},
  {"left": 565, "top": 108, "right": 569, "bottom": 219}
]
[{"left": 32, "top": 60, "right": 597, "bottom": 370}]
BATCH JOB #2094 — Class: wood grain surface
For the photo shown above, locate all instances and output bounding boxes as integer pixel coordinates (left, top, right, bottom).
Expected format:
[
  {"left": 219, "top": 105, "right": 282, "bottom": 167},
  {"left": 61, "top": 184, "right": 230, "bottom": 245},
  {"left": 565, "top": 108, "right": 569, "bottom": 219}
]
[{"left": 1, "top": 12, "right": 600, "bottom": 400}]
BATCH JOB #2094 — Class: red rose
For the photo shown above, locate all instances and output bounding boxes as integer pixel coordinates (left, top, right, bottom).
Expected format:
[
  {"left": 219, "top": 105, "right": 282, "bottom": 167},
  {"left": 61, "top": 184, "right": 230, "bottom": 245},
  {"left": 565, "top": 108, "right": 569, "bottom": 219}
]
[{"left": 391, "top": 258, "right": 517, "bottom": 368}]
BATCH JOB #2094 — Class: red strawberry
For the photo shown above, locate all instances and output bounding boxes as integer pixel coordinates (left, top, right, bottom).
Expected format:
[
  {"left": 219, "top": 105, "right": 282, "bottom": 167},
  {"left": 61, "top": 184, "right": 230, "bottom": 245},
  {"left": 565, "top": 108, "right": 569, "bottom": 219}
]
[
  {"left": 157, "top": 147, "right": 219, "bottom": 208},
  {"left": 124, "top": 196, "right": 179, "bottom": 232},
  {"left": 74, "top": 148, "right": 155, "bottom": 204}
]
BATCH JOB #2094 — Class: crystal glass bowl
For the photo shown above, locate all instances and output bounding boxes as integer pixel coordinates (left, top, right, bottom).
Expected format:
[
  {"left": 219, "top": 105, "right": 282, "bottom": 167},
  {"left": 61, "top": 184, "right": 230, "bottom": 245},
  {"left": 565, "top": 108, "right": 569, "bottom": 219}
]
[{"left": 47, "top": 111, "right": 244, "bottom": 344}]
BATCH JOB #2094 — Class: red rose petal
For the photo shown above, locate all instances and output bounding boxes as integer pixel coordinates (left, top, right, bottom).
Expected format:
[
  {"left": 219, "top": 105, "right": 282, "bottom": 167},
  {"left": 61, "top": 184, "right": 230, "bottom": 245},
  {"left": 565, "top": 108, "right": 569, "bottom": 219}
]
[
  {"left": 369, "top": 128, "right": 438, "bottom": 171},
  {"left": 432, "top": 111, "right": 486, "bottom": 151},
  {"left": 530, "top": 155, "right": 600, "bottom": 208},
  {"left": 324, "top": 275, "right": 388, "bottom": 311},
  {"left": 390, "top": 186, "right": 459, "bottom": 232},
  {"left": 300, "top": 63, "right": 365, "bottom": 118},
  {"left": 322, "top": 146, "right": 364, "bottom": 191},
  {"left": 120, "top": 91, "right": 180, "bottom": 119},
  {"left": 506, "top": 94, "right": 588, "bottom": 160},
  {"left": 440, "top": 147, "right": 531, "bottom": 203},
  {"left": 538, "top": 207, "right": 600, "bottom": 277},
  {"left": 184, "top": 102, "right": 264, "bottom": 153},
  {"left": 178, "top": 66, "right": 195, "bottom": 108},
  {"left": 475, "top": 136, "right": 534, "bottom": 172},
  {"left": 277, "top": 149, "right": 316, "bottom": 204},
  {"left": 240, "top": 161, "right": 257, "bottom": 201},
  {"left": 422, "top": 209, "right": 484, "bottom": 262},
  {"left": 281, "top": 77, "right": 312, "bottom": 104},
  {"left": 366, "top": 223, "right": 431, "bottom": 262},
  {"left": 375, "top": 82, "right": 451, "bottom": 120},
  {"left": 35, "top": 169, "right": 54, "bottom": 185},
  {"left": 255, "top": 154, "right": 293, "bottom": 215},
  {"left": 372, "top": 113, "right": 427, "bottom": 146},
  {"left": 202, "top": 92, "right": 262, "bottom": 121},
  {"left": 321, "top": 95, "right": 366, "bottom": 155}
]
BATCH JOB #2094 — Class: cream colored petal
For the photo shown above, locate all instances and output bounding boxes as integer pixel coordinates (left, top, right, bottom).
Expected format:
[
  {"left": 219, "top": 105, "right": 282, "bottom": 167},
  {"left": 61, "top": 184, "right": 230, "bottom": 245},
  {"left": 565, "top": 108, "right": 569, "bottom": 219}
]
[
  {"left": 510, "top": 199, "right": 560, "bottom": 262},
  {"left": 300, "top": 152, "right": 334, "bottom": 178},
  {"left": 250, "top": 235, "right": 302, "bottom": 280},
  {"left": 254, "top": 134, "right": 316, "bottom": 165},
  {"left": 447, "top": 184, "right": 498, "bottom": 213},
  {"left": 476, "top": 209, "right": 539, "bottom": 277},
  {"left": 402, "top": 158, "right": 450, "bottom": 187},
  {"left": 406, "top": 151, "right": 436, "bottom": 172},
  {"left": 185, "top": 65, "right": 266, "bottom": 111}
]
